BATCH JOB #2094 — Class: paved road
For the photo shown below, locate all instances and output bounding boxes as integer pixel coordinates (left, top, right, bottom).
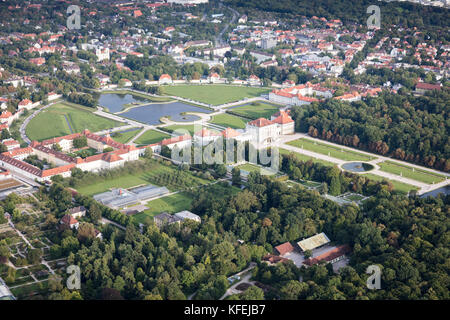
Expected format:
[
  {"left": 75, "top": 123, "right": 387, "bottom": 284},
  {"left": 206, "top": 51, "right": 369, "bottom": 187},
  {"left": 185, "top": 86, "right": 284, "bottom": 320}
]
[{"left": 220, "top": 262, "right": 257, "bottom": 300}]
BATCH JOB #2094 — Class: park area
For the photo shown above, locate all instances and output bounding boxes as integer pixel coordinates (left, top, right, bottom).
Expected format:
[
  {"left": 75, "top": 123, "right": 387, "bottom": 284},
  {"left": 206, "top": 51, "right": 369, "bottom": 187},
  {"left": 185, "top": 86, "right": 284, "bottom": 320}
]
[
  {"left": 362, "top": 173, "right": 419, "bottom": 194},
  {"left": 378, "top": 161, "right": 446, "bottom": 184},
  {"left": 133, "top": 129, "right": 171, "bottom": 146},
  {"left": 279, "top": 148, "right": 335, "bottom": 167},
  {"left": 26, "top": 102, "right": 123, "bottom": 141},
  {"left": 287, "top": 138, "right": 375, "bottom": 162},
  {"left": 111, "top": 128, "right": 141, "bottom": 144},
  {"left": 75, "top": 161, "right": 211, "bottom": 196},
  {"left": 227, "top": 101, "right": 280, "bottom": 120},
  {"left": 161, "top": 85, "right": 270, "bottom": 106},
  {"left": 209, "top": 113, "right": 247, "bottom": 129}
]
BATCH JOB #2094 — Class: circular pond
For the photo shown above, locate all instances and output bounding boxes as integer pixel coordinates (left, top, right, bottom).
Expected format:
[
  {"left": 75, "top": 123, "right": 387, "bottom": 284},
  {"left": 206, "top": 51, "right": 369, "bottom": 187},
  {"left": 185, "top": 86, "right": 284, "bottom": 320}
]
[{"left": 342, "top": 162, "right": 374, "bottom": 173}]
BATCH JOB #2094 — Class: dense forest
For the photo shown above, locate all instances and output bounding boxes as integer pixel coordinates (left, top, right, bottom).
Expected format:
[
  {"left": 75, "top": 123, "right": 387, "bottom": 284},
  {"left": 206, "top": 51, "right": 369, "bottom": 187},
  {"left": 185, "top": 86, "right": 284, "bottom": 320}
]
[
  {"left": 31, "top": 162, "right": 449, "bottom": 300},
  {"left": 290, "top": 89, "right": 450, "bottom": 172},
  {"left": 225, "top": 0, "right": 450, "bottom": 32}
]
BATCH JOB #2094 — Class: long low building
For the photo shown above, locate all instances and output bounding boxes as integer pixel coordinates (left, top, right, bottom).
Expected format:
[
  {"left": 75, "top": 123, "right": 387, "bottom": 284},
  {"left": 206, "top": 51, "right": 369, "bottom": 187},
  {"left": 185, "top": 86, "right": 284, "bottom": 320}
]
[
  {"left": 93, "top": 184, "right": 170, "bottom": 209},
  {"left": 297, "top": 232, "right": 331, "bottom": 252}
]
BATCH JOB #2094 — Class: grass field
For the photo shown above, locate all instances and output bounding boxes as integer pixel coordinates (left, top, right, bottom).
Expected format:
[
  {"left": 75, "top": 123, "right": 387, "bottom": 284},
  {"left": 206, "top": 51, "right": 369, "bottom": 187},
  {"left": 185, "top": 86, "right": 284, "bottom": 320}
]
[
  {"left": 378, "top": 161, "right": 446, "bottom": 184},
  {"left": 76, "top": 163, "right": 210, "bottom": 196},
  {"left": 279, "top": 148, "right": 335, "bottom": 167},
  {"left": 111, "top": 129, "right": 141, "bottom": 144},
  {"left": 134, "top": 130, "right": 171, "bottom": 146},
  {"left": 133, "top": 192, "right": 193, "bottom": 224},
  {"left": 26, "top": 102, "right": 123, "bottom": 141},
  {"left": 209, "top": 113, "right": 247, "bottom": 129},
  {"left": 162, "top": 85, "right": 270, "bottom": 106},
  {"left": 228, "top": 101, "right": 280, "bottom": 120},
  {"left": 363, "top": 173, "right": 419, "bottom": 194},
  {"left": 287, "top": 138, "right": 375, "bottom": 162},
  {"left": 162, "top": 124, "right": 220, "bottom": 136}
]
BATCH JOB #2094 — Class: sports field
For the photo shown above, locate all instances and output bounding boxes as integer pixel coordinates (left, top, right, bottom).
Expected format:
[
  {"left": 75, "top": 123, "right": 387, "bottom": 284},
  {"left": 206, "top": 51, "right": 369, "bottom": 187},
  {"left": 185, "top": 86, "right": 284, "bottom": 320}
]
[
  {"left": 26, "top": 102, "right": 123, "bottom": 141},
  {"left": 287, "top": 138, "right": 375, "bottom": 162},
  {"left": 378, "top": 161, "right": 446, "bottom": 184},
  {"left": 134, "top": 130, "right": 171, "bottom": 146},
  {"left": 227, "top": 101, "right": 280, "bottom": 120},
  {"left": 209, "top": 113, "right": 247, "bottom": 129},
  {"left": 162, "top": 85, "right": 270, "bottom": 106}
]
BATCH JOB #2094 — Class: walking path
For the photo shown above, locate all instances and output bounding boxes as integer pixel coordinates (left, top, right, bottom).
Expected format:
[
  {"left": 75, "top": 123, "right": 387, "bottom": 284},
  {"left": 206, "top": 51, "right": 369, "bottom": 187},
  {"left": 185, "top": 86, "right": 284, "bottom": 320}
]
[{"left": 276, "top": 133, "right": 449, "bottom": 195}]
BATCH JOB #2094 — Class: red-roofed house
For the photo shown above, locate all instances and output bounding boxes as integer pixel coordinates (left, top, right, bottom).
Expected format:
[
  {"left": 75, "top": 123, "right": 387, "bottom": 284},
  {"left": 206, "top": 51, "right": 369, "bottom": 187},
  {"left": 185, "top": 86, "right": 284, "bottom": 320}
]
[
  {"left": 159, "top": 74, "right": 173, "bottom": 85},
  {"left": 415, "top": 82, "right": 442, "bottom": 95},
  {"left": 60, "top": 214, "right": 79, "bottom": 230},
  {"left": 274, "top": 242, "right": 295, "bottom": 256}
]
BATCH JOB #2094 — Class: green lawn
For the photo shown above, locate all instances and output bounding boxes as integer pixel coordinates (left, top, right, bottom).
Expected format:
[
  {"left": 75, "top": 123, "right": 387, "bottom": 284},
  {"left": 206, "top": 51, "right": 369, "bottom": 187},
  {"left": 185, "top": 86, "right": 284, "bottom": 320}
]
[
  {"left": 26, "top": 102, "right": 123, "bottom": 141},
  {"left": 279, "top": 148, "right": 335, "bottom": 167},
  {"left": 209, "top": 113, "right": 247, "bottom": 129},
  {"left": 227, "top": 101, "right": 280, "bottom": 120},
  {"left": 134, "top": 130, "right": 171, "bottom": 146},
  {"left": 363, "top": 173, "right": 419, "bottom": 194},
  {"left": 133, "top": 192, "right": 193, "bottom": 224},
  {"left": 162, "top": 85, "right": 270, "bottom": 106},
  {"left": 76, "top": 162, "right": 210, "bottom": 196},
  {"left": 287, "top": 138, "right": 375, "bottom": 162},
  {"left": 237, "top": 163, "right": 264, "bottom": 173},
  {"left": 111, "top": 129, "right": 142, "bottom": 144},
  {"left": 378, "top": 161, "right": 446, "bottom": 184},
  {"left": 161, "top": 124, "right": 220, "bottom": 136}
]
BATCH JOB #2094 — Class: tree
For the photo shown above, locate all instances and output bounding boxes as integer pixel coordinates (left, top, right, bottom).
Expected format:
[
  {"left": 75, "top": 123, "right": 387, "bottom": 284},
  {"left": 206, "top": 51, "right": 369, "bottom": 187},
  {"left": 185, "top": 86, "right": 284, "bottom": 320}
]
[
  {"left": 238, "top": 286, "right": 264, "bottom": 300},
  {"left": 144, "top": 147, "right": 153, "bottom": 159},
  {"left": 215, "top": 164, "right": 227, "bottom": 178},
  {"left": 73, "top": 136, "right": 87, "bottom": 149},
  {"left": 88, "top": 203, "right": 101, "bottom": 223},
  {"left": 77, "top": 223, "right": 96, "bottom": 243},
  {"left": 232, "top": 167, "right": 241, "bottom": 186},
  {"left": 27, "top": 248, "right": 42, "bottom": 265},
  {"left": 1, "top": 129, "right": 11, "bottom": 140}
]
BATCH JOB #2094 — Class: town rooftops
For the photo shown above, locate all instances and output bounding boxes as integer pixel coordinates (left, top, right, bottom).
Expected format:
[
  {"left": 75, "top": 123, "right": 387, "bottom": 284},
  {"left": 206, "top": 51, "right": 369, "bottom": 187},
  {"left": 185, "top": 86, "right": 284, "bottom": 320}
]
[{"left": 297, "top": 232, "right": 330, "bottom": 252}]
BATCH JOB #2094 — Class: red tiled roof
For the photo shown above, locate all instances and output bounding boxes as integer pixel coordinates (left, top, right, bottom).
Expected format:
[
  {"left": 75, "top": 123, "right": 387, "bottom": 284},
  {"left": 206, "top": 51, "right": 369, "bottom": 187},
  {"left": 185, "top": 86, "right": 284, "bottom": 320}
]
[
  {"left": 272, "top": 111, "right": 294, "bottom": 125},
  {"left": 221, "top": 127, "right": 241, "bottom": 138},
  {"left": 275, "top": 242, "right": 294, "bottom": 255},
  {"left": 160, "top": 134, "right": 191, "bottom": 146},
  {"left": 194, "top": 128, "right": 221, "bottom": 137},
  {"left": 416, "top": 82, "right": 441, "bottom": 91},
  {"left": 303, "top": 245, "right": 351, "bottom": 266},
  {"left": 247, "top": 118, "right": 274, "bottom": 128},
  {"left": 61, "top": 214, "right": 78, "bottom": 226}
]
